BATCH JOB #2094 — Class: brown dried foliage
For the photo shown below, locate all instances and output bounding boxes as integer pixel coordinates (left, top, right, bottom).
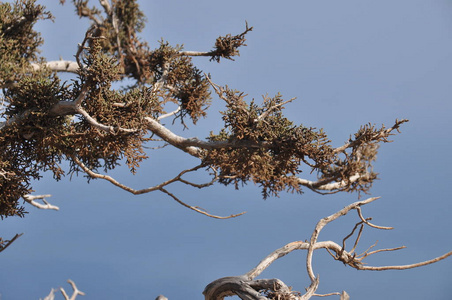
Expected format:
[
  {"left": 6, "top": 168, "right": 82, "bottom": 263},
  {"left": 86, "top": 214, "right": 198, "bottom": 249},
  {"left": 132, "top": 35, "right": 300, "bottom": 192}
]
[
  {"left": 0, "top": 0, "right": 406, "bottom": 222},
  {"left": 205, "top": 91, "right": 333, "bottom": 198},
  {"left": 149, "top": 41, "right": 211, "bottom": 124},
  {"left": 210, "top": 22, "right": 253, "bottom": 62}
]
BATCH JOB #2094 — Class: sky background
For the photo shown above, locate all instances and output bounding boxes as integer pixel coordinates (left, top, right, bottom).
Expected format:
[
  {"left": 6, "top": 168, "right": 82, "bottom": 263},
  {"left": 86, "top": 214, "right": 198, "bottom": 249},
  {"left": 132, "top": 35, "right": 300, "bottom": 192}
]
[{"left": 1, "top": 0, "right": 452, "bottom": 299}]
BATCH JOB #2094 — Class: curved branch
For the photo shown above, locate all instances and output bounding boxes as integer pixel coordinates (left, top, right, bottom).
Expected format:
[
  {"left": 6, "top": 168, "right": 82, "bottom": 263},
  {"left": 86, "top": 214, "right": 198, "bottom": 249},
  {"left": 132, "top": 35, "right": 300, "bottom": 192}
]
[
  {"left": 159, "top": 188, "right": 245, "bottom": 219},
  {"left": 72, "top": 157, "right": 244, "bottom": 219},
  {"left": 356, "top": 206, "right": 393, "bottom": 230},
  {"left": 72, "top": 156, "right": 208, "bottom": 194},
  {"left": 76, "top": 106, "right": 138, "bottom": 134}
]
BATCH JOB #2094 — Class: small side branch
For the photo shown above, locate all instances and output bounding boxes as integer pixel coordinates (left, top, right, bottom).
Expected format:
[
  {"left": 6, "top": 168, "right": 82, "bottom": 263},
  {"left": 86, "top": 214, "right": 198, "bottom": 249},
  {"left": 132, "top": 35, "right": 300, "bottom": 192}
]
[
  {"left": 297, "top": 174, "right": 363, "bottom": 192},
  {"left": 60, "top": 279, "right": 85, "bottom": 300},
  {"left": 76, "top": 106, "right": 138, "bottom": 134},
  {"left": 23, "top": 194, "right": 59, "bottom": 211},
  {"left": 72, "top": 156, "right": 210, "bottom": 194},
  {"left": 0, "top": 233, "right": 23, "bottom": 253},
  {"left": 72, "top": 157, "right": 244, "bottom": 219},
  {"left": 333, "top": 119, "right": 409, "bottom": 154},
  {"left": 358, "top": 251, "right": 452, "bottom": 271},
  {"left": 42, "top": 280, "right": 85, "bottom": 300},
  {"left": 159, "top": 188, "right": 245, "bottom": 219}
]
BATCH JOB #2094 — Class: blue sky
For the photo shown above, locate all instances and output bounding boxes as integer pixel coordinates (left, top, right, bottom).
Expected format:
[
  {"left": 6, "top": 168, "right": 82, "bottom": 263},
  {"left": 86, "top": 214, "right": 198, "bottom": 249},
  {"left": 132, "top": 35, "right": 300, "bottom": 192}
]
[{"left": 1, "top": 0, "right": 452, "bottom": 299}]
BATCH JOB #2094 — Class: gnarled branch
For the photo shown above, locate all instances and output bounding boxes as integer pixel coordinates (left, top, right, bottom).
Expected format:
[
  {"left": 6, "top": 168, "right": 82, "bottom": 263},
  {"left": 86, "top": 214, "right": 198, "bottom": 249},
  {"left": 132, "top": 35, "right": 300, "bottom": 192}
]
[{"left": 203, "top": 197, "right": 452, "bottom": 300}]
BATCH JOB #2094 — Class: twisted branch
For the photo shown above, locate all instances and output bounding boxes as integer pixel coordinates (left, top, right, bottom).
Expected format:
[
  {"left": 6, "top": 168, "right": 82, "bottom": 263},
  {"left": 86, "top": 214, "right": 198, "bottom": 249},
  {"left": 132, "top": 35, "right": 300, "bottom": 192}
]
[{"left": 203, "top": 197, "right": 452, "bottom": 300}]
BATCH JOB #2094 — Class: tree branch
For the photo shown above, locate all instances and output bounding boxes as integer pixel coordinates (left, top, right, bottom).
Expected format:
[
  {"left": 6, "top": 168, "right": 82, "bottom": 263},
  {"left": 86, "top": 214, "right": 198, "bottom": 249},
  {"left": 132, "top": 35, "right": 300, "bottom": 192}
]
[
  {"left": 30, "top": 60, "right": 80, "bottom": 74},
  {"left": 0, "top": 233, "right": 23, "bottom": 253},
  {"left": 333, "top": 119, "right": 409, "bottom": 154},
  {"left": 71, "top": 156, "right": 244, "bottom": 219},
  {"left": 205, "top": 196, "right": 451, "bottom": 300},
  {"left": 23, "top": 194, "right": 59, "bottom": 211},
  {"left": 159, "top": 188, "right": 246, "bottom": 219}
]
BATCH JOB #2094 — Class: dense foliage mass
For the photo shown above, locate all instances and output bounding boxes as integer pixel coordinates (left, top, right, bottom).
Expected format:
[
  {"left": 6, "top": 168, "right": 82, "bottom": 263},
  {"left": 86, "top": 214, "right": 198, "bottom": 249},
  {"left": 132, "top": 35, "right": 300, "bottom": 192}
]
[{"left": 0, "top": 0, "right": 406, "bottom": 221}]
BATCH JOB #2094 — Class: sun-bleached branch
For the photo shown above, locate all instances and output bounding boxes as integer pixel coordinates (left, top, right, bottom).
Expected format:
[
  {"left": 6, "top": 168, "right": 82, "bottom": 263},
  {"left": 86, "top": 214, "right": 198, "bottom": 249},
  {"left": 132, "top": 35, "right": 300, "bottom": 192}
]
[
  {"left": 76, "top": 106, "right": 138, "bottom": 134},
  {"left": 205, "top": 196, "right": 451, "bottom": 300},
  {"left": 23, "top": 194, "right": 59, "bottom": 211},
  {"left": 30, "top": 60, "right": 80, "bottom": 74},
  {"left": 158, "top": 106, "right": 181, "bottom": 120},
  {"left": 178, "top": 50, "right": 212, "bottom": 57},
  {"left": 296, "top": 173, "right": 362, "bottom": 191},
  {"left": 60, "top": 280, "right": 85, "bottom": 300},
  {"left": 42, "top": 280, "right": 85, "bottom": 300},
  {"left": 358, "top": 251, "right": 452, "bottom": 271}
]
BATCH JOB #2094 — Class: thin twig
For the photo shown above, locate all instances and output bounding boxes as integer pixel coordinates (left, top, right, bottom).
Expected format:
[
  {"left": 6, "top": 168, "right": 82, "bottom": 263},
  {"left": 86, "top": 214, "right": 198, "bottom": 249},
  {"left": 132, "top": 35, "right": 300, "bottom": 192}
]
[
  {"left": 0, "top": 233, "right": 23, "bottom": 253},
  {"left": 357, "top": 207, "right": 393, "bottom": 230},
  {"left": 159, "top": 188, "right": 245, "bottom": 219},
  {"left": 23, "top": 194, "right": 59, "bottom": 211}
]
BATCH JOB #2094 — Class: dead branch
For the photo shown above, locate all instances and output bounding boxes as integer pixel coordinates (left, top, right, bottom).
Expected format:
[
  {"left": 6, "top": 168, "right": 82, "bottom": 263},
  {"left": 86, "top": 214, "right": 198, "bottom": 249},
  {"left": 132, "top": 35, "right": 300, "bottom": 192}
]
[
  {"left": 0, "top": 233, "right": 23, "bottom": 253},
  {"left": 23, "top": 194, "right": 59, "bottom": 211},
  {"left": 60, "top": 279, "right": 85, "bottom": 300},
  {"left": 72, "top": 157, "right": 210, "bottom": 194},
  {"left": 356, "top": 207, "right": 393, "bottom": 230},
  {"left": 204, "top": 196, "right": 451, "bottom": 300},
  {"left": 72, "top": 156, "right": 244, "bottom": 219},
  {"left": 43, "top": 280, "right": 85, "bottom": 300},
  {"left": 31, "top": 60, "right": 81, "bottom": 73},
  {"left": 159, "top": 188, "right": 245, "bottom": 219}
]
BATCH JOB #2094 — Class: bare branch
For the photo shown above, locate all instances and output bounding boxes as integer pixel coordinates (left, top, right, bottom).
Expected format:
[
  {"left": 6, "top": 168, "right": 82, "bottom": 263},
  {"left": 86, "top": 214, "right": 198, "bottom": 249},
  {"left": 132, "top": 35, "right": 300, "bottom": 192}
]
[
  {"left": 60, "top": 279, "right": 85, "bottom": 300},
  {"left": 159, "top": 188, "right": 245, "bottom": 219},
  {"left": 358, "top": 246, "right": 407, "bottom": 260},
  {"left": 71, "top": 157, "right": 243, "bottom": 219},
  {"left": 158, "top": 106, "right": 181, "bottom": 120},
  {"left": 23, "top": 194, "right": 59, "bottom": 211},
  {"left": 356, "top": 207, "right": 393, "bottom": 230},
  {"left": 72, "top": 156, "right": 210, "bottom": 194},
  {"left": 312, "top": 292, "right": 341, "bottom": 297},
  {"left": 296, "top": 173, "right": 363, "bottom": 191},
  {"left": 31, "top": 60, "right": 80, "bottom": 74},
  {"left": 76, "top": 105, "right": 138, "bottom": 134},
  {"left": 178, "top": 50, "right": 212, "bottom": 57},
  {"left": 358, "top": 251, "right": 452, "bottom": 271},
  {"left": 0, "top": 233, "right": 23, "bottom": 253}
]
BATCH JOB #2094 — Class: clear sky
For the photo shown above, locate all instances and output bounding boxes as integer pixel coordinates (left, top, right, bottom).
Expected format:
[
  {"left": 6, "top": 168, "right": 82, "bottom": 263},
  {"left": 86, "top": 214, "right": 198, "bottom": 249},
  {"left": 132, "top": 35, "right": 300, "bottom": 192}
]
[{"left": 1, "top": 0, "right": 452, "bottom": 299}]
